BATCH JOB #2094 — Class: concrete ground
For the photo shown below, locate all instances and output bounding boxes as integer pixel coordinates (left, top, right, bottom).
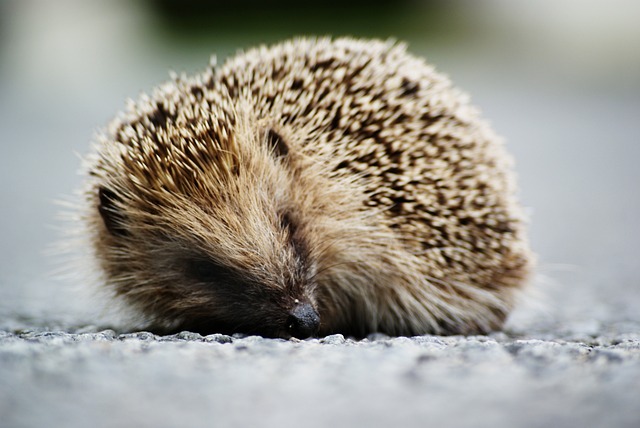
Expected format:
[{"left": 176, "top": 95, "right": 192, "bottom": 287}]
[
  {"left": 1, "top": 324, "right": 639, "bottom": 428},
  {"left": 1, "top": 2, "right": 639, "bottom": 428}
]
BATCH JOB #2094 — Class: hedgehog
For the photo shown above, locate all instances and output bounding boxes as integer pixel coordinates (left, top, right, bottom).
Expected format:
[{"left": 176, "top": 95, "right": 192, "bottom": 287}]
[{"left": 82, "top": 37, "right": 533, "bottom": 339}]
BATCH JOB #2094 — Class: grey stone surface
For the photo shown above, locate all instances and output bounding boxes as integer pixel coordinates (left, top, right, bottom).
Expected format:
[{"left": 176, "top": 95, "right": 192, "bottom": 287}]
[{"left": 1, "top": 328, "right": 640, "bottom": 428}]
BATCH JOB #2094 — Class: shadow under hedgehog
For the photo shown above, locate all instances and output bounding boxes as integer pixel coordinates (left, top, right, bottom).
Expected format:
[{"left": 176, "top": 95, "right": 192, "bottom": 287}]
[{"left": 81, "top": 37, "right": 533, "bottom": 339}]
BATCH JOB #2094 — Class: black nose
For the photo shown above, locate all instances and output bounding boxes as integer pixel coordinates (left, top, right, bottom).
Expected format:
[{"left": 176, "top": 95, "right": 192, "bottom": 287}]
[{"left": 286, "top": 302, "right": 320, "bottom": 338}]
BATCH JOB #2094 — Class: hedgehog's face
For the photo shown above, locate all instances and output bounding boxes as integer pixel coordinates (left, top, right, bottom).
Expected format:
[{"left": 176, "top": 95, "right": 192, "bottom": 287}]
[{"left": 92, "top": 125, "right": 325, "bottom": 339}]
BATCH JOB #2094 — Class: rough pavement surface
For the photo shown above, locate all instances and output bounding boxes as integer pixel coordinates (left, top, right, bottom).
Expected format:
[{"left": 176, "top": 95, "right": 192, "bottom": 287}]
[{"left": 2, "top": 323, "right": 640, "bottom": 428}]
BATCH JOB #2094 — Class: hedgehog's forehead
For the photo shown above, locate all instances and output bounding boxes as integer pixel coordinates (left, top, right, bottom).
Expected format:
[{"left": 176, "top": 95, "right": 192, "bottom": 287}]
[
  {"left": 105, "top": 81, "right": 273, "bottom": 195},
  {"left": 129, "top": 116, "right": 237, "bottom": 160},
  {"left": 116, "top": 82, "right": 242, "bottom": 153},
  {"left": 110, "top": 110, "right": 248, "bottom": 195}
]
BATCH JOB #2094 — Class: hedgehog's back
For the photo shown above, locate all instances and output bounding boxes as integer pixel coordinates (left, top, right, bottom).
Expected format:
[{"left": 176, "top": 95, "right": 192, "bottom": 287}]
[
  {"left": 219, "top": 37, "right": 532, "bottom": 300},
  {"left": 85, "top": 37, "right": 533, "bottom": 337}
]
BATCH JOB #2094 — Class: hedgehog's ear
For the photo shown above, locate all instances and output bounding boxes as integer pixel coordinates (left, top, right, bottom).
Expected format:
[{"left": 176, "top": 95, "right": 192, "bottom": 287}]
[
  {"left": 265, "top": 128, "right": 289, "bottom": 158},
  {"left": 98, "top": 187, "right": 128, "bottom": 237}
]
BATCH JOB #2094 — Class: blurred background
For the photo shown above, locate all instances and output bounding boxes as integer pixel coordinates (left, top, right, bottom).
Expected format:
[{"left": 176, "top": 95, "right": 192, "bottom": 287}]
[{"left": 0, "top": 0, "right": 638, "bottom": 332}]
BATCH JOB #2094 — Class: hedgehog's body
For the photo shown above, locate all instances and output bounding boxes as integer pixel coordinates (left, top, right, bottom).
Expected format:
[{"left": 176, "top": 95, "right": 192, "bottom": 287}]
[{"left": 85, "top": 38, "right": 532, "bottom": 338}]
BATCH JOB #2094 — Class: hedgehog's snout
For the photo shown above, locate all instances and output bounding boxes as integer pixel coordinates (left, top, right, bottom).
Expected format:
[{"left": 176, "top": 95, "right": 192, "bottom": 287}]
[{"left": 286, "top": 301, "right": 320, "bottom": 339}]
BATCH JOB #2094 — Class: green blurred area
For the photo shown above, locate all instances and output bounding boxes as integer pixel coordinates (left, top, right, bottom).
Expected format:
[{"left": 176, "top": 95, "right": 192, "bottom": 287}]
[
  {"left": 138, "top": 0, "right": 473, "bottom": 73},
  {"left": 146, "top": 0, "right": 460, "bottom": 41}
]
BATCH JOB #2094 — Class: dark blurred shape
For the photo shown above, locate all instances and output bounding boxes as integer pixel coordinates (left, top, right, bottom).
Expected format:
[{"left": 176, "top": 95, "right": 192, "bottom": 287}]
[
  {"left": 0, "top": 1, "right": 11, "bottom": 53},
  {"left": 144, "top": 0, "right": 461, "bottom": 44}
]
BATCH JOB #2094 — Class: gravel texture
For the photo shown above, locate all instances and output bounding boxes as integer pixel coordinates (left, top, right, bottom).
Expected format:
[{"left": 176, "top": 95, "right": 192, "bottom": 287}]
[{"left": 2, "top": 324, "right": 640, "bottom": 428}]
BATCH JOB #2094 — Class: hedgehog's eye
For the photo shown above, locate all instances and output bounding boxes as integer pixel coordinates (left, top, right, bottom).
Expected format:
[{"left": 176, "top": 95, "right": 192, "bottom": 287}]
[
  {"left": 98, "top": 187, "right": 128, "bottom": 237},
  {"left": 186, "top": 258, "right": 240, "bottom": 286},
  {"left": 279, "top": 211, "right": 308, "bottom": 262},
  {"left": 279, "top": 211, "right": 295, "bottom": 234},
  {"left": 265, "top": 128, "right": 289, "bottom": 157}
]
